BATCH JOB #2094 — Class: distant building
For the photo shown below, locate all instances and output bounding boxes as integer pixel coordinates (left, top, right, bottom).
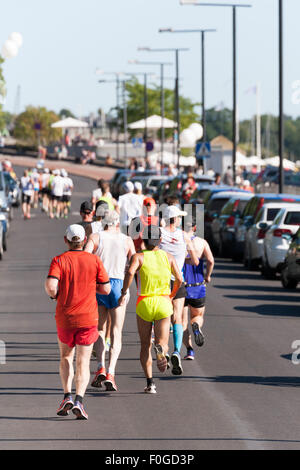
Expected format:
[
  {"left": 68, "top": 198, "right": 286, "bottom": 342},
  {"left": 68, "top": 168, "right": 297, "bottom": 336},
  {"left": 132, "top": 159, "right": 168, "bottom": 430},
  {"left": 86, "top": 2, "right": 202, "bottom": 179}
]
[{"left": 206, "top": 135, "right": 246, "bottom": 175}]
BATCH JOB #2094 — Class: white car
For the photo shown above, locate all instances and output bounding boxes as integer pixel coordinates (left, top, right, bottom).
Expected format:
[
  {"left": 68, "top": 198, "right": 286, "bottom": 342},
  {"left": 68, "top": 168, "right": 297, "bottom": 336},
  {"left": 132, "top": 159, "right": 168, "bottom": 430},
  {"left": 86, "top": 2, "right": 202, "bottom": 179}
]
[
  {"left": 244, "top": 202, "right": 293, "bottom": 269},
  {"left": 261, "top": 204, "right": 300, "bottom": 278}
]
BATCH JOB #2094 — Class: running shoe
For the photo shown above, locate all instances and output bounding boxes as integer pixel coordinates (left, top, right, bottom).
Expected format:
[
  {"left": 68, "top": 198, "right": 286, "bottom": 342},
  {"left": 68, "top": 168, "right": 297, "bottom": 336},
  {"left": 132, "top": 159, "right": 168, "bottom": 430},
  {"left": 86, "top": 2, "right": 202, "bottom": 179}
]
[
  {"left": 56, "top": 396, "right": 74, "bottom": 416},
  {"left": 165, "top": 352, "right": 170, "bottom": 369},
  {"left": 72, "top": 401, "right": 88, "bottom": 420},
  {"left": 91, "top": 367, "right": 106, "bottom": 388},
  {"left": 192, "top": 323, "right": 205, "bottom": 347},
  {"left": 104, "top": 373, "right": 118, "bottom": 391},
  {"left": 144, "top": 384, "right": 157, "bottom": 394},
  {"left": 184, "top": 348, "right": 195, "bottom": 360},
  {"left": 171, "top": 351, "right": 183, "bottom": 376},
  {"left": 153, "top": 344, "right": 167, "bottom": 373}
]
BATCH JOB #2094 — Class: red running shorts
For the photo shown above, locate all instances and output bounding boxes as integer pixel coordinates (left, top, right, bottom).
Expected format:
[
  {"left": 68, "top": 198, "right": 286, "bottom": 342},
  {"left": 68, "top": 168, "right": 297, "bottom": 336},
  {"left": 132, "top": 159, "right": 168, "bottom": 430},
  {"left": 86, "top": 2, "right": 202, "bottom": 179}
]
[{"left": 57, "top": 326, "right": 99, "bottom": 349}]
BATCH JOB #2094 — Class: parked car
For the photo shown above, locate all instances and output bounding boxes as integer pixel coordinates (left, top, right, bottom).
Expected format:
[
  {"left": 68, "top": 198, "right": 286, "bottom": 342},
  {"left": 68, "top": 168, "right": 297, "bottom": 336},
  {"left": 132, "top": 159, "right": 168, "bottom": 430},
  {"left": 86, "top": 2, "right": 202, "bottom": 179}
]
[
  {"left": 280, "top": 227, "right": 300, "bottom": 289},
  {"left": 159, "top": 173, "right": 214, "bottom": 204},
  {"left": 211, "top": 193, "right": 254, "bottom": 257},
  {"left": 203, "top": 190, "right": 251, "bottom": 249},
  {"left": 131, "top": 174, "right": 169, "bottom": 197},
  {"left": 261, "top": 204, "right": 300, "bottom": 278},
  {"left": 235, "top": 193, "right": 300, "bottom": 268},
  {"left": 0, "top": 219, "right": 4, "bottom": 260},
  {"left": 3, "top": 171, "right": 21, "bottom": 207}
]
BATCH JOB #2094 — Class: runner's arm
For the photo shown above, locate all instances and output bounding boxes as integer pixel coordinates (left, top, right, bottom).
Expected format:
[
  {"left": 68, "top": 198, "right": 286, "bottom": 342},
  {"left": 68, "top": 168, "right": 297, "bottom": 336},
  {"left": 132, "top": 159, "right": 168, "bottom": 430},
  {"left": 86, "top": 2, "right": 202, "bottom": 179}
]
[
  {"left": 84, "top": 233, "right": 99, "bottom": 254},
  {"left": 183, "top": 232, "right": 199, "bottom": 266},
  {"left": 45, "top": 277, "right": 59, "bottom": 300},
  {"left": 96, "top": 282, "right": 111, "bottom": 295},
  {"left": 118, "top": 253, "right": 142, "bottom": 306},
  {"left": 203, "top": 240, "right": 214, "bottom": 283},
  {"left": 167, "top": 253, "right": 183, "bottom": 300}
]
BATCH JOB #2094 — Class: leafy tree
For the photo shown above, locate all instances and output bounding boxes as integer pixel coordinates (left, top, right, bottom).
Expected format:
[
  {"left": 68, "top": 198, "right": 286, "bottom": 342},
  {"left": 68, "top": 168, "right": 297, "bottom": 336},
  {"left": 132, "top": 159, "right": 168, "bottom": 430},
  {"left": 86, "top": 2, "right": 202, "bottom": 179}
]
[
  {"left": 13, "top": 106, "right": 62, "bottom": 147},
  {"left": 123, "top": 78, "right": 200, "bottom": 136},
  {"left": 59, "top": 108, "right": 76, "bottom": 119}
]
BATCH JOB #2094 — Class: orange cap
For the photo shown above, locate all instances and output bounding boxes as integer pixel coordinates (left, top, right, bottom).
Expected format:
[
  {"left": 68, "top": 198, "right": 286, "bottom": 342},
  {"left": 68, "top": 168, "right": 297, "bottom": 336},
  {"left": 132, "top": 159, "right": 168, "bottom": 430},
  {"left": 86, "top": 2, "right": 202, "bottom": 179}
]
[{"left": 143, "top": 197, "right": 156, "bottom": 207}]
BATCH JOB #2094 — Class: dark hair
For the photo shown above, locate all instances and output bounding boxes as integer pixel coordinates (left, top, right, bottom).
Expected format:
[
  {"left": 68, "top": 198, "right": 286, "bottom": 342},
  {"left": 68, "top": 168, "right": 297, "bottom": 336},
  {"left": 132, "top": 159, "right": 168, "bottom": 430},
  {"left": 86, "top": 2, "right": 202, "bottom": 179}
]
[
  {"left": 143, "top": 225, "right": 161, "bottom": 249},
  {"left": 166, "top": 195, "right": 179, "bottom": 206}
]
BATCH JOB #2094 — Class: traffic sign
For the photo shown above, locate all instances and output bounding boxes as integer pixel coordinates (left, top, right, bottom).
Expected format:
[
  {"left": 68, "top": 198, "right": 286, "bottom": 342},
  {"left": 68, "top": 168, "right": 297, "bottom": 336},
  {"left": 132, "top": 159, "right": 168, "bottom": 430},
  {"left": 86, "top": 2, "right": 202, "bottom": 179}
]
[{"left": 195, "top": 142, "right": 211, "bottom": 159}]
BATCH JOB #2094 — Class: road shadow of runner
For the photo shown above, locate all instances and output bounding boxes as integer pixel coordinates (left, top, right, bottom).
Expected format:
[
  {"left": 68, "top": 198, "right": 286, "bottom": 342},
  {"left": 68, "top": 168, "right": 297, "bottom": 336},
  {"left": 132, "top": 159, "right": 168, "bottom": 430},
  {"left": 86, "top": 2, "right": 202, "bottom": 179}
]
[
  {"left": 234, "top": 304, "right": 300, "bottom": 318},
  {"left": 157, "top": 375, "right": 300, "bottom": 388}
]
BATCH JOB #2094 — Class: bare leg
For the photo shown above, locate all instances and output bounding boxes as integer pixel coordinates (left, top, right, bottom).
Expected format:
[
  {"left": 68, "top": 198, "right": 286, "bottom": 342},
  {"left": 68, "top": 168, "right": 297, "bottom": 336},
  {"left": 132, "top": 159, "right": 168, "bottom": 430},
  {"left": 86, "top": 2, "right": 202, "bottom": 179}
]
[
  {"left": 107, "top": 304, "right": 126, "bottom": 375},
  {"left": 136, "top": 316, "right": 153, "bottom": 379},
  {"left": 75, "top": 344, "right": 93, "bottom": 397},
  {"left": 190, "top": 306, "right": 205, "bottom": 329},
  {"left": 182, "top": 306, "right": 192, "bottom": 349},
  {"left": 58, "top": 338, "right": 75, "bottom": 394},
  {"left": 93, "top": 306, "right": 108, "bottom": 368}
]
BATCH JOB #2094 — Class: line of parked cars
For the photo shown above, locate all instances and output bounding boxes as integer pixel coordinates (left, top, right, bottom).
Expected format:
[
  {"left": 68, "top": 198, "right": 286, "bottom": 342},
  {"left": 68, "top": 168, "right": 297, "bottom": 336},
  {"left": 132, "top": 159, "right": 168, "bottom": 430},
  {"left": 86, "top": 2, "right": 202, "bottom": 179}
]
[
  {"left": 110, "top": 168, "right": 300, "bottom": 290},
  {"left": 200, "top": 188, "right": 300, "bottom": 290},
  {"left": 0, "top": 162, "right": 21, "bottom": 260}
]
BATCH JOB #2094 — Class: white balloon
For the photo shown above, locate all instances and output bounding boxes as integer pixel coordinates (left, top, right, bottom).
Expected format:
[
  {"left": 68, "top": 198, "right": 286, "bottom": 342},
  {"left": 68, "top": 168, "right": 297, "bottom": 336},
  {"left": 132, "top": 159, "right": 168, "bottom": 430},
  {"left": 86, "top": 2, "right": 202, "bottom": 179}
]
[
  {"left": 189, "top": 123, "right": 203, "bottom": 140},
  {"left": 1, "top": 39, "right": 19, "bottom": 59},
  {"left": 9, "top": 32, "right": 23, "bottom": 48},
  {"left": 180, "top": 129, "right": 197, "bottom": 148}
]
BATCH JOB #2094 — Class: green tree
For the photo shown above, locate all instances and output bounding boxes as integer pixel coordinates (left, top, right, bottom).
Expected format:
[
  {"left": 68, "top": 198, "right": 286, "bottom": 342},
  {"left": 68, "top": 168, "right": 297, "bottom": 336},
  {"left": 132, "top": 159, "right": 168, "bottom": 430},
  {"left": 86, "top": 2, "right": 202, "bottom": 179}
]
[
  {"left": 13, "top": 106, "right": 62, "bottom": 147},
  {"left": 59, "top": 108, "right": 76, "bottom": 119},
  {"left": 123, "top": 78, "right": 200, "bottom": 136}
]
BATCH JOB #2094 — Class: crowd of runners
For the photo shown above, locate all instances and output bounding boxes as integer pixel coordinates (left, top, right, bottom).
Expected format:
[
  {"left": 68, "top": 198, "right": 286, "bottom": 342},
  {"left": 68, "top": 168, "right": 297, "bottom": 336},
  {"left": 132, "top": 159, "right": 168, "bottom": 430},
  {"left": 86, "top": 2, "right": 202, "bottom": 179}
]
[
  {"left": 45, "top": 178, "right": 215, "bottom": 420},
  {"left": 20, "top": 167, "right": 74, "bottom": 220}
]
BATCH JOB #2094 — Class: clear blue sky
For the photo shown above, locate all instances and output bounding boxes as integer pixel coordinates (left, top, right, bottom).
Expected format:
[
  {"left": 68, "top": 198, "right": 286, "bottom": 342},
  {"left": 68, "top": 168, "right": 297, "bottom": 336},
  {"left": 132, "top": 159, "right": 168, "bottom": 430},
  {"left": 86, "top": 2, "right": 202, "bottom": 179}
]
[{"left": 1, "top": 0, "right": 300, "bottom": 121}]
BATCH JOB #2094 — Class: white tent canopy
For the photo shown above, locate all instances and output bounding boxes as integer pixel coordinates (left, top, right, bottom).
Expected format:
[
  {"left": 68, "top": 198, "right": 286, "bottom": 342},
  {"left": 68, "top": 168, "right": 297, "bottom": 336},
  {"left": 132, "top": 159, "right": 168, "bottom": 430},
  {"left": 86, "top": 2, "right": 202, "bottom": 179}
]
[
  {"left": 263, "top": 156, "right": 296, "bottom": 170},
  {"left": 148, "top": 151, "right": 195, "bottom": 167},
  {"left": 51, "top": 117, "right": 89, "bottom": 129},
  {"left": 128, "top": 114, "right": 177, "bottom": 130}
]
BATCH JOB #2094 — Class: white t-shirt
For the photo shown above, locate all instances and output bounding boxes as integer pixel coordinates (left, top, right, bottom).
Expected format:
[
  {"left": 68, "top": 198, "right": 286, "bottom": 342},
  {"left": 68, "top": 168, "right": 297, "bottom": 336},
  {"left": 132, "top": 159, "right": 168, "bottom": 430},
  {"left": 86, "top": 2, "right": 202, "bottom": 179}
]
[
  {"left": 92, "top": 188, "right": 102, "bottom": 201},
  {"left": 118, "top": 193, "right": 143, "bottom": 227},
  {"left": 91, "top": 221, "right": 103, "bottom": 234},
  {"left": 51, "top": 175, "right": 64, "bottom": 197},
  {"left": 21, "top": 176, "right": 34, "bottom": 196},
  {"left": 63, "top": 177, "right": 73, "bottom": 196},
  {"left": 95, "top": 231, "right": 128, "bottom": 280}
]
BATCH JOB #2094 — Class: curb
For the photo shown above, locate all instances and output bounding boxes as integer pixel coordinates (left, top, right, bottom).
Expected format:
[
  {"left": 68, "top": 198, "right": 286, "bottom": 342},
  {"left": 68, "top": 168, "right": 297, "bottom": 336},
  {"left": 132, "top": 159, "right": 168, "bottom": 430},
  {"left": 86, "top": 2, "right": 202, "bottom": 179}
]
[{"left": 0, "top": 154, "right": 118, "bottom": 182}]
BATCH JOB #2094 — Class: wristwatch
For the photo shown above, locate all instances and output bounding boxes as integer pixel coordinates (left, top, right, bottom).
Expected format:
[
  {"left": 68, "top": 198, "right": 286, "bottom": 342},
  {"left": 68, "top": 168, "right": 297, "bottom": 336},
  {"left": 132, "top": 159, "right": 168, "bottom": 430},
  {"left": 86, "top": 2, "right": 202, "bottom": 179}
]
[{"left": 121, "top": 289, "right": 128, "bottom": 296}]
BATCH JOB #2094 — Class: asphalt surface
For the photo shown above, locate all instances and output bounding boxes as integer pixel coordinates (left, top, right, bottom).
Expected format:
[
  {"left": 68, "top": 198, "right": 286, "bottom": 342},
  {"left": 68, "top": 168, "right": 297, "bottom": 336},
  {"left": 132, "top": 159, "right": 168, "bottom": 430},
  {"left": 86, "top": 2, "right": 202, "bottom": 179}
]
[{"left": 0, "top": 168, "right": 300, "bottom": 451}]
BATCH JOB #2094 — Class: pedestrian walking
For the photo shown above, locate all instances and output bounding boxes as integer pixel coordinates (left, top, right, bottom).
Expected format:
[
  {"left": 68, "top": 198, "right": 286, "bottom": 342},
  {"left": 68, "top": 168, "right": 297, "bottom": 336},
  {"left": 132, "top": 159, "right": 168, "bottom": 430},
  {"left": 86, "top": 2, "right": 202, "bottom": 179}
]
[
  {"left": 20, "top": 169, "right": 34, "bottom": 220},
  {"left": 45, "top": 224, "right": 111, "bottom": 420}
]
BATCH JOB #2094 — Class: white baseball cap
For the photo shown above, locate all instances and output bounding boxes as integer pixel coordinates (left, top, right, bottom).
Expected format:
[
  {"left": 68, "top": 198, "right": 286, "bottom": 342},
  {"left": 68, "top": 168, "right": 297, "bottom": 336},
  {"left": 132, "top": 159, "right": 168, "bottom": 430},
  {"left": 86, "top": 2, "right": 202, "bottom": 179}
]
[
  {"left": 134, "top": 181, "right": 143, "bottom": 191},
  {"left": 123, "top": 181, "right": 134, "bottom": 193},
  {"left": 163, "top": 205, "right": 187, "bottom": 220},
  {"left": 103, "top": 210, "right": 120, "bottom": 226},
  {"left": 65, "top": 224, "right": 86, "bottom": 242}
]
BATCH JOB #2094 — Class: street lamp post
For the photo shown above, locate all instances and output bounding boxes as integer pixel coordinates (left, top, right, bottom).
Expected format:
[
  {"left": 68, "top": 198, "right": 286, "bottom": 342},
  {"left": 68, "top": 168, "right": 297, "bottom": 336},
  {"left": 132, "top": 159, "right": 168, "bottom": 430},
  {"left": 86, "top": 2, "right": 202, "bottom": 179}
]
[
  {"left": 139, "top": 47, "right": 189, "bottom": 171},
  {"left": 126, "top": 70, "right": 156, "bottom": 160},
  {"left": 97, "top": 71, "right": 124, "bottom": 162},
  {"left": 279, "top": 0, "right": 284, "bottom": 194},
  {"left": 159, "top": 28, "right": 216, "bottom": 153},
  {"left": 180, "top": 1, "right": 252, "bottom": 183},
  {"left": 129, "top": 59, "right": 172, "bottom": 173}
]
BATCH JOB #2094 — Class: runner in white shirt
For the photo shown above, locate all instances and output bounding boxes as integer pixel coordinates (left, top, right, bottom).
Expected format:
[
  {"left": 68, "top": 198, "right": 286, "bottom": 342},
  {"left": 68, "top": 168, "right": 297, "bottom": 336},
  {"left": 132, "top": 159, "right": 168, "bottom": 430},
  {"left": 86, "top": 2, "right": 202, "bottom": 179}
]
[
  {"left": 118, "top": 181, "right": 143, "bottom": 235},
  {"left": 84, "top": 211, "right": 135, "bottom": 392},
  {"left": 91, "top": 201, "right": 109, "bottom": 235},
  {"left": 134, "top": 181, "right": 145, "bottom": 206},
  {"left": 50, "top": 169, "right": 64, "bottom": 219},
  {"left": 61, "top": 169, "right": 74, "bottom": 219},
  {"left": 21, "top": 170, "right": 34, "bottom": 220},
  {"left": 159, "top": 205, "right": 199, "bottom": 376},
  {"left": 31, "top": 168, "right": 40, "bottom": 209},
  {"left": 91, "top": 179, "right": 103, "bottom": 211},
  {"left": 40, "top": 168, "right": 51, "bottom": 213}
]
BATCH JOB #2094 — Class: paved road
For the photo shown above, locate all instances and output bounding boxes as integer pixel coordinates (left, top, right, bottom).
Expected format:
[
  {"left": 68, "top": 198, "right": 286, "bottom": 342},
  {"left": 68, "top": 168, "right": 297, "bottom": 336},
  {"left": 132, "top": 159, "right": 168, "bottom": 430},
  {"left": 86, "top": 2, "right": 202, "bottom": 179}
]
[{"left": 0, "top": 169, "right": 300, "bottom": 451}]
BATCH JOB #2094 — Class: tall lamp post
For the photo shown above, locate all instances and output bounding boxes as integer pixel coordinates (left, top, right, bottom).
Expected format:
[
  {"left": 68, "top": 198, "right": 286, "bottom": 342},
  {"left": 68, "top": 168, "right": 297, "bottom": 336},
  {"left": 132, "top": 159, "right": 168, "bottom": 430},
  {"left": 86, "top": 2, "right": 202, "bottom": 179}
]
[
  {"left": 278, "top": 0, "right": 284, "bottom": 194},
  {"left": 138, "top": 47, "right": 189, "bottom": 171},
  {"left": 129, "top": 59, "right": 172, "bottom": 173},
  {"left": 159, "top": 28, "right": 216, "bottom": 146},
  {"left": 96, "top": 70, "right": 123, "bottom": 162},
  {"left": 180, "top": 1, "right": 252, "bottom": 183},
  {"left": 126, "top": 70, "right": 156, "bottom": 159}
]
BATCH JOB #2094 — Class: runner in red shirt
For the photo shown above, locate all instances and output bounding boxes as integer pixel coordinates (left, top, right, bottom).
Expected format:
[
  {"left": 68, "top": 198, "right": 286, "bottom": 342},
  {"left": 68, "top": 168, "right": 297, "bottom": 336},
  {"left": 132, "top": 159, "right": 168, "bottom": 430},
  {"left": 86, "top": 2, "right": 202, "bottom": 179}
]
[
  {"left": 45, "top": 224, "right": 110, "bottom": 420},
  {"left": 129, "top": 197, "right": 159, "bottom": 252}
]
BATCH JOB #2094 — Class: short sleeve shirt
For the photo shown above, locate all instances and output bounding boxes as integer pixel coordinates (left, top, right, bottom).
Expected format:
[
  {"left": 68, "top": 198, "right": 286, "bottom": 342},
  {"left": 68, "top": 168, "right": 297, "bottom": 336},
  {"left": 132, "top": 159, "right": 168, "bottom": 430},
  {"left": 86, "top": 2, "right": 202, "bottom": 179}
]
[{"left": 48, "top": 250, "right": 109, "bottom": 329}]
